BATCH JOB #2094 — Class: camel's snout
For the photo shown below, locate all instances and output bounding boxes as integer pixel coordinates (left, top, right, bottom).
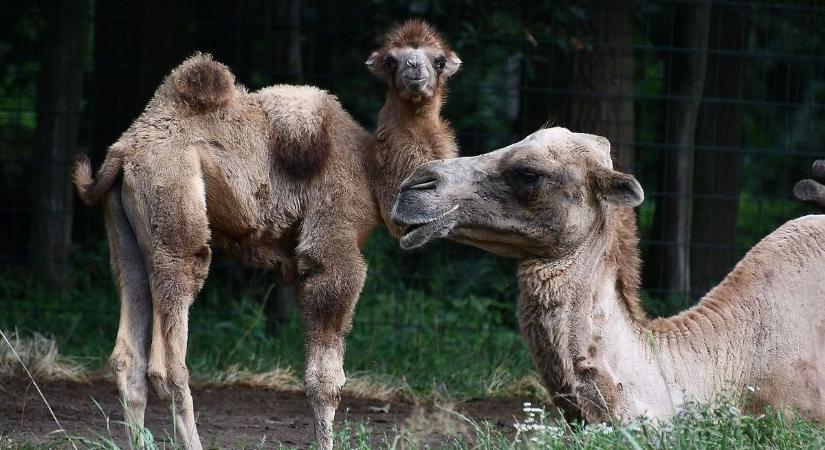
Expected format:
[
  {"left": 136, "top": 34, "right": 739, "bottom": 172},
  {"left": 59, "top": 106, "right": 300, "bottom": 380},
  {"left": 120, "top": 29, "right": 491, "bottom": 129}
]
[{"left": 392, "top": 163, "right": 449, "bottom": 228}]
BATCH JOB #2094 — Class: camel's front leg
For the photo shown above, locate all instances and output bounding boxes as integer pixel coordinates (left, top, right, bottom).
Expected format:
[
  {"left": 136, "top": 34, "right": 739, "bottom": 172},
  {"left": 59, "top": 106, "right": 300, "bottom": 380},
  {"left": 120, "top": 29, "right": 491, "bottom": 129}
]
[
  {"left": 296, "top": 231, "right": 367, "bottom": 450},
  {"left": 146, "top": 244, "right": 211, "bottom": 450}
]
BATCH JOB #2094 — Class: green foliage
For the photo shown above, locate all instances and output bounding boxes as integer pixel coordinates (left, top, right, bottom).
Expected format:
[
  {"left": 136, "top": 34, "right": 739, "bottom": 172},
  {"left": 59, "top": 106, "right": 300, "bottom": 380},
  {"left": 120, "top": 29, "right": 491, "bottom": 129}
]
[
  {"left": 353, "top": 397, "right": 825, "bottom": 450},
  {"left": 1, "top": 231, "right": 531, "bottom": 398}
]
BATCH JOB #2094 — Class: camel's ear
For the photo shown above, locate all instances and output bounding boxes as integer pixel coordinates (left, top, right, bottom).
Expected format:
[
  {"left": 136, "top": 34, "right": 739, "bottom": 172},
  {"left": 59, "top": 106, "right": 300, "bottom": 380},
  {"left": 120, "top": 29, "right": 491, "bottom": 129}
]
[
  {"left": 592, "top": 168, "right": 644, "bottom": 207},
  {"left": 442, "top": 51, "right": 462, "bottom": 77},
  {"left": 365, "top": 52, "right": 384, "bottom": 77}
]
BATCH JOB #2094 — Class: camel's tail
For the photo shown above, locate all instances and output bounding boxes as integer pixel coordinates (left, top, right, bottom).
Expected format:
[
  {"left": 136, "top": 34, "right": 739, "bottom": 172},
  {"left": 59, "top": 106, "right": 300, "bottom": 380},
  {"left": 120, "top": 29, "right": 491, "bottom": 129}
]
[{"left": 73, "top": 150, "right": 124, "bottom": 206}]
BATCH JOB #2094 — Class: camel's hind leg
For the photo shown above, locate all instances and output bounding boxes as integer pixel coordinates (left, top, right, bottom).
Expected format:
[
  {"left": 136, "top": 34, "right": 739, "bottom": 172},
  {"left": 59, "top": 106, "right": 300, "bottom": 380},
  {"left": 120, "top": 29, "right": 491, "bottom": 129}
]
[
  {"left": 296, "top": 217, "right": 367, "bottom": 450},
  {"left": 125, "top": 149, "right": 211, "bottom": 450},
  {"left": 105, "top": 186, "right": 152, "bottom": 448}
]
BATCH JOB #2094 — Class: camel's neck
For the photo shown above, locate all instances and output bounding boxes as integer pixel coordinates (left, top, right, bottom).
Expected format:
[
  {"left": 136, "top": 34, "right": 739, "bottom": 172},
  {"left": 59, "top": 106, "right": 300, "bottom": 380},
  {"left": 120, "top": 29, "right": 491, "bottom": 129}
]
[
  {"left": 517, "top": 207, "right": 741, "bottom": 421},
  {"left": 371, "top": 90, "right": 458, "bottom": 236}
]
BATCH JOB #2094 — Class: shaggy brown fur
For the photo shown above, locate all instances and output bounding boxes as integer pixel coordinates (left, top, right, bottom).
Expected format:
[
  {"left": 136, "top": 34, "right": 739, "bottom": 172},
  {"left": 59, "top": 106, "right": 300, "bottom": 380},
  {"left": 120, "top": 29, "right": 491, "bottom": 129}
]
[
  {"left": 384, "top": 19, "right": 451, "bottom": 53},
  {"left": 168, "top": 53, "right": 237, "bottom": 112},
  {"left": 393, "top": 127, "right": 825, "bottom": 423},
  {"left": 367, "top": 20, "right": 461, "bottom": 235},
  {"left": 73, "top": 21, "right": 461, "bottom": 450}
]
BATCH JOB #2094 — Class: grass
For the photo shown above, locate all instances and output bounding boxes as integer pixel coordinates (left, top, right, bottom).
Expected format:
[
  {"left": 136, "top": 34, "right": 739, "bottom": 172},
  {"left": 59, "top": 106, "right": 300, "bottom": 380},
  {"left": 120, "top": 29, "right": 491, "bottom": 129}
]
[
  {"left": 283, "top": 399, "right": 825, "bottom": 449},
  {"left": 0, "top": 231, "right": 535, "bottom": 400},
  {"left": 0, "top": 279, "right": 536, "bottom": 400},
  {"left": 4, "top": 396, "right": 825, "bottom": 449},
  {"left": 5, "top": 228, "right": 825, "bottom": 448}
]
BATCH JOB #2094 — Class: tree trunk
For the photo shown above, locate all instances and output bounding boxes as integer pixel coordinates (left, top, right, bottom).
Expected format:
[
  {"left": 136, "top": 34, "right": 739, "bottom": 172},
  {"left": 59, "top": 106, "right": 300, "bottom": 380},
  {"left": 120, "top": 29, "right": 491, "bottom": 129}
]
[
  {"left": 32, "top": 0, "right": 89, "bottom": 288},
  {"left": 647, "top": 2, "right": 711, "bottom": 304},
  {"left": 570, "top": 0, "right": 635, "bottom": 172},
  {"left": 690, "top": 7, "right": 745, "bottom": 295}
]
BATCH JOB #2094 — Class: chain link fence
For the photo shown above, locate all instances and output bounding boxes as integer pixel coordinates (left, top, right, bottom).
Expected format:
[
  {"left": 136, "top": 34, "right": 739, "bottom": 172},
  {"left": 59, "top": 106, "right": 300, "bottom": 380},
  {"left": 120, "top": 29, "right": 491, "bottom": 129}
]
[{"left": 1, "top": 0, "right": 824, "bottom": 339}]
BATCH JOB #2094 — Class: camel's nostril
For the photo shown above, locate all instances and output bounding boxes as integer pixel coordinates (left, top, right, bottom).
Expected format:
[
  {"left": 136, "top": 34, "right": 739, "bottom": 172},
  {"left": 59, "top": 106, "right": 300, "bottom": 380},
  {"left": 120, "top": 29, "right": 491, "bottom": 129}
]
[{"left": 408, "top": 178, "right": 438, "bottom": 191}]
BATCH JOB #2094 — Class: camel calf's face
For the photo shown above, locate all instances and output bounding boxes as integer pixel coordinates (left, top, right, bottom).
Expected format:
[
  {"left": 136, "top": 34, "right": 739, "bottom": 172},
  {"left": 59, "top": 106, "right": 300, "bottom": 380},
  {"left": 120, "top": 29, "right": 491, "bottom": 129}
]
[
  {"left": 391, "top": 128, "right": 644, "bottom": 258},
  {"left": 367, "top": 46, "right": 460, "bottom": 101}
]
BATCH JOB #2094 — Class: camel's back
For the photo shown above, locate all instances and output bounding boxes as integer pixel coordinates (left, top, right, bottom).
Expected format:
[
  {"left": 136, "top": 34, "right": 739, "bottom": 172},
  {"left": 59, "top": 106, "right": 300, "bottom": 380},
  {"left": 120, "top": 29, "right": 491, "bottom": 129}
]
[
  {"left": 706, "top": 215, "right": 825, "bottom": 307},
  {"left": 111, "top": 56, "right": 377, "bottom": 269},
  {"left": 703, "top": 215, "right": 825, "bottom": 419}
]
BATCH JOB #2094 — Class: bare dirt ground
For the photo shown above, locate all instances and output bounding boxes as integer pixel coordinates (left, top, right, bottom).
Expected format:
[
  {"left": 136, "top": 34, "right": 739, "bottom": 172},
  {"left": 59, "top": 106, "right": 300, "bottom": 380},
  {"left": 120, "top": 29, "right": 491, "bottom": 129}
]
[{"left": 1, "top": 377, "right": 526, "bottom": 449}]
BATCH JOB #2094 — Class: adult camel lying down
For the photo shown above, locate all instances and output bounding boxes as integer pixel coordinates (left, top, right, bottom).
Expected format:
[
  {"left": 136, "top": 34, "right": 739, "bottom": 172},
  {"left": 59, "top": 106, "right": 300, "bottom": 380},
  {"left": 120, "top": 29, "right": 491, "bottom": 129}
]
[{"left": 391, "top": 127, "right": 825, "bottom": 422}]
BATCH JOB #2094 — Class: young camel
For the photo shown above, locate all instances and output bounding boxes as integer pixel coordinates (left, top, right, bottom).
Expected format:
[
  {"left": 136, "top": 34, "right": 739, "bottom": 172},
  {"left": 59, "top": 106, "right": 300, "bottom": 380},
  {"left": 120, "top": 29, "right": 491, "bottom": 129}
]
[
  {"left": 73, "top": 20, "right": 460, "bottom": 450},
  {"left": 392, "top": 127, "right": 825, "bottom": 422}
]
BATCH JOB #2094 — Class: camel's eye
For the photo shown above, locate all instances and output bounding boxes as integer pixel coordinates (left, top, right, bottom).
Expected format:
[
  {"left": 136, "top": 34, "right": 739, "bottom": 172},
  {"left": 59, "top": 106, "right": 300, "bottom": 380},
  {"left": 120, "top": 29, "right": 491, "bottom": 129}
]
[
  {"left": 514, "top": 167, "right": 541, "bottom": 185},
  {"left": 434, "top": 56, "right": 447, "bottom": 73},
  {"left": 383, "top": 55, "right": 399, "bottom": 73}
]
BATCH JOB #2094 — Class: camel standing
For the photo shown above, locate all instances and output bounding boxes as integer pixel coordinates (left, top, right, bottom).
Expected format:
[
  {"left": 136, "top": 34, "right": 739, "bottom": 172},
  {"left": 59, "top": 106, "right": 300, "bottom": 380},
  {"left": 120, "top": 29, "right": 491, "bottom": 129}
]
[
  {"left": 73, "top": 20, "right": 460, "bottom": 450},
  {"left": 391, "top": 127, "right": 825, "bottom": 422}
]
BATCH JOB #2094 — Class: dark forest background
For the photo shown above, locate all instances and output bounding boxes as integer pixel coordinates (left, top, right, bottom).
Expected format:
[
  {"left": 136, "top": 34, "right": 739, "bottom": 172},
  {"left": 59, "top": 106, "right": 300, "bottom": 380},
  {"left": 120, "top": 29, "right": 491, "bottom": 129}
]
[{"left": 1, "top": 0, "right": 824, "bottom": 335}]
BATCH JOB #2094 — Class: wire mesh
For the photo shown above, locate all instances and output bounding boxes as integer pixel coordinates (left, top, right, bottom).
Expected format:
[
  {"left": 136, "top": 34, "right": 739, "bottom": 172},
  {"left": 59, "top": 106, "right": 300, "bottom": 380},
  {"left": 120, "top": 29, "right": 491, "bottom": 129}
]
[{"left": 1, "top": 0, "right": 823, "bottom": 330}]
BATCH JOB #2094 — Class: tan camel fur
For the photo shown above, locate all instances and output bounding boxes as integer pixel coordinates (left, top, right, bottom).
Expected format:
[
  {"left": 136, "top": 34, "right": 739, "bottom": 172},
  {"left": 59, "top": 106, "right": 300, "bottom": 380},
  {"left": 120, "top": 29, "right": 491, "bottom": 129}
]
[
  {"left": 392, "top": 127, "right": 825, "bottom": 423},
  {"left": 73, "top": 20, "right": 460, "bottom": 450}
]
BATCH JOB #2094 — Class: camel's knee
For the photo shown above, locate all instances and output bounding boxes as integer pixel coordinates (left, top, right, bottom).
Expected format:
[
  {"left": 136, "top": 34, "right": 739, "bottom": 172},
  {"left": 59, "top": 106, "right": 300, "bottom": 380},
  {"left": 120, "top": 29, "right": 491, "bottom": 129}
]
[
  {"left": 304, "top": 344, "right": 346, "bottom": 408},
  {"left": 305, "top": 371, "right": 345, "bottom": 409},
  {"left": 110, "top": 342, "right": 147, "bottom": 382},
  {"left": 147, "top": 366, "right": 171, "bottom": 401},
  {"left": 148, "top": 364, "right": 192, "bottom": 408},
  {"left": 110, "top": 344, "right": 134, "bottom": 374},
  {"left": 110, "top": 343, "right": 148, "bottom": 406}
]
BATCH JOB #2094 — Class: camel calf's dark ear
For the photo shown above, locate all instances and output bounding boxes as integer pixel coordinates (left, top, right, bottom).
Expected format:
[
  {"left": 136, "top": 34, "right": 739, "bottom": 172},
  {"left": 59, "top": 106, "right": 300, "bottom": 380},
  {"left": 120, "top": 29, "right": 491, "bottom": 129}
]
[{"left": 593, "top": 168, "right": 644, "bottom": 207}]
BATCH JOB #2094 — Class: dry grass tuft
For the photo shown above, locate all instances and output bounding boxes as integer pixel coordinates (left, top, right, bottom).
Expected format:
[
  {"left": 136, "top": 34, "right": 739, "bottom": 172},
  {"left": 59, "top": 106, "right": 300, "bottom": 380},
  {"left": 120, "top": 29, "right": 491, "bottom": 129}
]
[
  {"left": 209, "top": 364, "right": 303, "bottom": 391},
  {"left": 498, "top": 373, "right": 549, "bottom": 402},
  {"left": 209, "top": 367, "right": 413, "bottom": 401},
  {"left": 0, "top": 330, "right": 87, "bottom": 382},
  {"left": 343, "top": 372, "right": 414, "bottom": 402},
  {"left": 478, "top": 366, "right": 549, "bottom": 402},
  {"left": 0, "top": 331, "right": 534, "bottom": 406}
]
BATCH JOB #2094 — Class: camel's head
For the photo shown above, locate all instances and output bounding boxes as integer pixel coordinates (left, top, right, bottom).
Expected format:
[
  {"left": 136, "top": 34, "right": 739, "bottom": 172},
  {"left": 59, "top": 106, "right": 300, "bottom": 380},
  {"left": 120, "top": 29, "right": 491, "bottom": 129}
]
[
  {"left": 366, "top": 20, "right": 461, "bottom": 102},
  {"left": 391, "top": 127, "right": 644, "bottom": 258}
]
